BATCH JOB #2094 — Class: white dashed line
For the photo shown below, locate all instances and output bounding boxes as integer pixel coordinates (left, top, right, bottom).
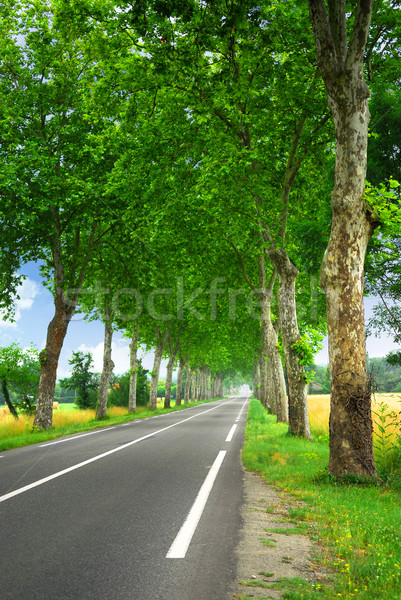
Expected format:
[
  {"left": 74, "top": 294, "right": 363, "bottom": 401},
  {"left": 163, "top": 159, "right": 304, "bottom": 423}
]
[
  {"left": 0, "top": 399, "right": 235, "bottom": 504},
  {"left": 166, "top": 450, "right": 227, "bottom": 559},
  {"left": 225, "top": 424, "right": 237, "bottom": 442}
]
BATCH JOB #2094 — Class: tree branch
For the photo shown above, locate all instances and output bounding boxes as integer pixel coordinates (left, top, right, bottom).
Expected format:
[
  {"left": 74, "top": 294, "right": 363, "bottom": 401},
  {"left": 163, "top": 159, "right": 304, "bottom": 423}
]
[
  {"left": 227, "top": 237, "right": 257, "bottom": 293},
  {"left": 308, "top": 0, "right": 339, "bottom": 79},
  {"left": 346, "top": 0, "right": 374, "bottom": 70}
]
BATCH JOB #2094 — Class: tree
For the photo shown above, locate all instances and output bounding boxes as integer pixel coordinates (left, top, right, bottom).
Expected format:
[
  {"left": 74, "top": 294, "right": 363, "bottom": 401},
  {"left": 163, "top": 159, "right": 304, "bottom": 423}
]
[
  {"left": 308, "top": 0, "right": 377, "bottom": 477},
  {"left": 0, "top": 344, "right": 40, "bottom": 418},
  {"left": 0, "top": 1, "right": 119, "bottom": 429},
  {"left": 60, "top": 351, "right": 98, "bottom": 410}
]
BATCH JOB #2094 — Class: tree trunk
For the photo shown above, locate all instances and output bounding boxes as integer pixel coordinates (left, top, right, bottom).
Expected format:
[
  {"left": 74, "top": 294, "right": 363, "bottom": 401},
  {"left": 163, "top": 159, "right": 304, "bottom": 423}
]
[
  {"left": 149, "top": 328, "right": 168, "bottom": 410},
  {"left": 96, "top": 310, "right": 114, "bottom": 420},
  {"left": 260, "top": 296, "right": 288, "bottom": 421},
  {"left": 257, "top": 255, "right": 288, "bottom": 421},
  {"left": 191, "top": 369, "right": 197, "bottom": 402},
  {"left": 321, "top": 105, "right": 376, "bottom": 476},
  {"left": 253, "top": 361, "right": 260, "bottom": 400},
  {"left": 34, "top": 290, "right": 73, "bottom": 430},
  {"left": 128, "top": 324, "right": 140, "bottom": 413},
  {"left": 164, "top": 329, "right": 180, "bottom": 409},
  {"left": 258, "top": 350, "right": 268, "bottom": 408},
  {"left": 184, "top": 367, "right": 191, "bottom": 404},
  {"left": 308, "top": 0, "right": 376, "bottom": 476},
  {"left": 164, "top": 356, "right": 175, "bottom": 409},
  {"left": 2, "top": 377, "right": 18, "bottom": 419},
  {"left": 273, "top": 252, "right": 311, "bottom": 439},
  {"left": 175, "top": 358, "right": 184, "bottom": 406},
  {"left": 199, "top": 368, "right": 206, "bottom": 401}
]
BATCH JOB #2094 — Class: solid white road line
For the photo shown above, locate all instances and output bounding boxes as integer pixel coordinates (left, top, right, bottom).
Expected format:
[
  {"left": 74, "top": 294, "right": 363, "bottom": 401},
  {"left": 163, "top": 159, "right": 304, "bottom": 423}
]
[
  {"left": 39, "top": 427, "right": 117, "bottom": 447},
  {"left": 225, "top": 424, "right": 237, "bottom": 442},
  {"left": 166, "top": 450, "right": 227, "bottom": 559},
  {"left": 0, "top": 399, "right": 235, "bottom": 504}
]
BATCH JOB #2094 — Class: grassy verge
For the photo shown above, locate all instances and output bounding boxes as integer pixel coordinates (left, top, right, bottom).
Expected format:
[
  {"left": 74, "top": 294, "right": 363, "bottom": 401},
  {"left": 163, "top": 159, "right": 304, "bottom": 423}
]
[
  {"left": 242, "top": 398, "right": 401, "bottom": 600},
  {"left": 0, "top": 396, "right": 223, "bottom": 452}
]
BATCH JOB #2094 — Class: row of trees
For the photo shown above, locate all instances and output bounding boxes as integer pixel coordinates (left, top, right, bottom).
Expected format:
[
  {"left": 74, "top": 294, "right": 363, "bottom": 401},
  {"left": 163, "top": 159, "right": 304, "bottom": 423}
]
[
  {"left": 309, "top": 357, "right": 401, "bottom": 395},
  {"left": 0, "top": 0, "right": 400, "bottom": 478},
  {"left": 0, "top": 344, "right": 230, "bottom": 413}
]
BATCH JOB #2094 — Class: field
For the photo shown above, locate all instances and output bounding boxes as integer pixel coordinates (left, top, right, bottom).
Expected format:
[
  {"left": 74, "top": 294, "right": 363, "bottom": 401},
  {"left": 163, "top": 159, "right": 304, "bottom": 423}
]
[
  {"left": 308, "top": 394, "right": 401, "bottom": 435},
  {"left": 1, "top": 394, "right": 400, "bottom": 454},
  {"left": 308, "top": 393, "right": 401, "bottom": 442},
  {"left": 0, "top": 398, "right": 207, "bottom": 451}
]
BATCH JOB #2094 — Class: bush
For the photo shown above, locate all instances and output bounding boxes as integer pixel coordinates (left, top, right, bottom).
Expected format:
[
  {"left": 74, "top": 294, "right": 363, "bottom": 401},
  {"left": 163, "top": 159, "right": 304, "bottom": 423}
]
[
  {"left": 108, "top": 361, "right": 149, "bottom": 407},
  {"left": 60, "top": 351, "right": 99, "bottom": 410}
]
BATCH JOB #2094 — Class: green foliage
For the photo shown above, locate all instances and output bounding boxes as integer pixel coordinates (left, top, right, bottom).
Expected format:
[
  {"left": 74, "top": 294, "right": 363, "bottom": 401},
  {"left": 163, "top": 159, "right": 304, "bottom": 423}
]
[
  {"left": 0, "top": 343, "right": 40, "bottom": 416},
  {"left": 386, "top": 351, "right": 401, "bottom": 368},
  {"left": 372, "top": 402, "right": 398, "bottom": 469},
  {"left": 54, "top": 382, "right": 75, "bottom": 403},
  {"left": 367, "top": 356, "right": 401, "bottom": 393},
  {"left": 307, "top": 364, "right": 331, "bottom": 394},
  {"left": 291, "top": 329, "right": 324, "bottom": 384},
  {"left": 372, "top": 400, "right": 401, "bottom": 490},
  {"left": 365, "top": 179, "right": 401, "bottom": 232},
  {"left": 108, "top": 361, "right": 149, "bottom": 407},
  {"left": 60, "top": 351, "right": 99, "bottom": 409}
]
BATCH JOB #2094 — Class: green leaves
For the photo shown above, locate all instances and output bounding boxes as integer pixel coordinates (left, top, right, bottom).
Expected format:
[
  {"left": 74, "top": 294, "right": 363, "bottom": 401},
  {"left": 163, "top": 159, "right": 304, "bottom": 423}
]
[{"left": 365, "top": 179, "right": 401, "bottom": 233}]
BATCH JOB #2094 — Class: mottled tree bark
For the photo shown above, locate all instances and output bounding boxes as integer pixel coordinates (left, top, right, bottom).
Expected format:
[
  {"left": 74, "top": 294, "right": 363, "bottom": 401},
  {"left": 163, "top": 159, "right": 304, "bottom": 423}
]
[
  {"left": 253, "top": 360, "right": 261, "bottom": 400},
  {"left": 128, "top": 324, "right": 139, "bottom": 413},
  {"left": 96, "top": 306, "right": 114, "bottom": 420},
  {"left": 175, "top": 357, "right": 185, "bottom": 406},
  {"left": 164, "top": 356, "right": 175, "bottom": 409},
  {"left": 34, "top": 289, "right": 73, "bottom": 430},
  {"left": 268, "top": 249, "right": 310, "bottom": 438},
  {"left": 149, "top": 327, "right": 168, "bottom": 410},
  {"left": 258, "top": 256, "right": 288, "bottom": 421},
  {"left": 191, "top": 369, "right": 197, "bottom": 402},
  {"left": 34, "top": 217, "right": 98, "bottom": 430},
  {"left": 309, "top": 0, "right": 376, "bottom": 476},
  {"left": 164, "top": 329, "right": 181, "bottom": 409},
  {"left": 184, "top": 367, "right": 191, "bottom": 404}
]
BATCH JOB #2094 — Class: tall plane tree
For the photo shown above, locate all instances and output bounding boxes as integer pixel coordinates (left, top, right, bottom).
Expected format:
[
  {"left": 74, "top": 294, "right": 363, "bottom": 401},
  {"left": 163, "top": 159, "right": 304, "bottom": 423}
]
[
  {"left": 308, "top": 0, "right": 377, "bottom": 476},
  {"left": 0, "top": 1, "right": 117, "bottom": 429}
]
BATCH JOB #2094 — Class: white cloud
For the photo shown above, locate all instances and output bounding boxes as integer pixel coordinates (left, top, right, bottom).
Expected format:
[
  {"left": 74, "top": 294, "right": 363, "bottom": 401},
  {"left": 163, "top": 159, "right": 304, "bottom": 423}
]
[
  {"left": 76, "top": 338, "right": 131, "bottom": 374},
  {"left": 73, "top": 338, "right": 169, "bottom": 377},
  {"left": 0, "top": 278, "right": 39, "bottom": 329}
]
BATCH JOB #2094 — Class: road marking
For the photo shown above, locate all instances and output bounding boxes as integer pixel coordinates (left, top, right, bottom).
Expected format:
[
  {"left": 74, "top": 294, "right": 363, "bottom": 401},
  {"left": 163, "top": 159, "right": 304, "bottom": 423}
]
[
  {"left": 166, "top": 450, "right": 227, "bottom": 559},
  {"left": 39, "top": 427, "right": 117, "bottom": 447},
  {"left": 236, "top": 398, "right": 249, "bottom": 421},
  {"left": 225, "top": 424, "right": 237, "bottom": 442},
  {"left": 0, "top": 399, "right": 235, "bottom": 504}
]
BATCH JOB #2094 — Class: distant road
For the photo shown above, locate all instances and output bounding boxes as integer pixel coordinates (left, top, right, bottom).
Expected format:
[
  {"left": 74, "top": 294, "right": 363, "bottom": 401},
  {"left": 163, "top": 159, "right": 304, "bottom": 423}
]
[{"left": 1, "top": 397, "right": 249, "bottom": 600}]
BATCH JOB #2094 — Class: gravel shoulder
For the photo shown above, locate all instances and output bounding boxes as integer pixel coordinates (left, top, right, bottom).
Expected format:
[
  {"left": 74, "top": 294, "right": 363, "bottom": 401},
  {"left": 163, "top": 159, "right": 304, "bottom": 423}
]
[{"left": 229, "top": 467, "right": 330, "bottom": 599}]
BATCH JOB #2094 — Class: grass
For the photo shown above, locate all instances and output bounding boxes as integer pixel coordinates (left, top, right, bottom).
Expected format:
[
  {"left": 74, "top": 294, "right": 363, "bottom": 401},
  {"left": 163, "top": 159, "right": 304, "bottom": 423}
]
[
  {"left": 0, "top": 396, "right": 222, "bottom": 452},
  {"left": 242, "top": 397, "right": 401, "bottom": 600}
]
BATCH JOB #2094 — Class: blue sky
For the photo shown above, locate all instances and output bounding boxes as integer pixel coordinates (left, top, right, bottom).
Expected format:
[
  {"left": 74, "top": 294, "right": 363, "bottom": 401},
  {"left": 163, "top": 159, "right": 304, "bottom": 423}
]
[{"left": 0, "top": 261, "right": 398, "bottom": 379}]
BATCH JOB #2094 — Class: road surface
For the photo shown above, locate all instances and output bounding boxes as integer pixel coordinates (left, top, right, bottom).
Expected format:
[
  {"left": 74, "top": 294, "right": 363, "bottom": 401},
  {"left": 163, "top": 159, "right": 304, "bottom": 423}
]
[{"left": 0, "top": 396, "right": 249, "bottom": 600}]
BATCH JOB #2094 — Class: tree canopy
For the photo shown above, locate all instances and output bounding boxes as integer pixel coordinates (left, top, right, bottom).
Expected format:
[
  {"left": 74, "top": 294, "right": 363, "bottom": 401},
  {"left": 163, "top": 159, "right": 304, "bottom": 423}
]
[{"left": 0, "top": 0, "right": 400, "bottom": 478}]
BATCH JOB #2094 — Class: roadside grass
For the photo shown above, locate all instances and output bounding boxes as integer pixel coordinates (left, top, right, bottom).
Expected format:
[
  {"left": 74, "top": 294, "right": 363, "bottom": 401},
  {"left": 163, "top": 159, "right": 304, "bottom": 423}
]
[
  {"left": 242, "top": 398, "right": 401, "bottom": 600},
  {"left": 0, "top": 396, "right": 222, "bottom": 452}
]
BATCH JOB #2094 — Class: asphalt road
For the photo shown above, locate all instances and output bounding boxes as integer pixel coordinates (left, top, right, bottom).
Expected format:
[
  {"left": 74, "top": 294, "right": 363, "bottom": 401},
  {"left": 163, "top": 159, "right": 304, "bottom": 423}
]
[{"left": 0, "top": 396, "right": 249, "bottom": 600}]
